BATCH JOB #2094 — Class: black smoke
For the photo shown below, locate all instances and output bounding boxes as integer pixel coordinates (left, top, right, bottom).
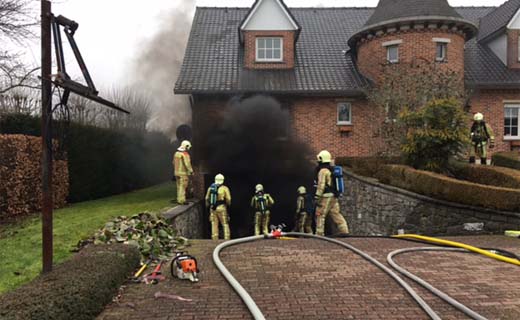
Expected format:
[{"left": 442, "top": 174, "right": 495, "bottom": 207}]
[{"left": 201, "top": 95, "right": 315, "bottom": 237}]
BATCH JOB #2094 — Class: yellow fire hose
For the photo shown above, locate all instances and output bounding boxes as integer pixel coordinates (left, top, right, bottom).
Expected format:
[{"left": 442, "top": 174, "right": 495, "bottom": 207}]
[{"left": 393, "top": 234, "right": 520, "bottom": 266}]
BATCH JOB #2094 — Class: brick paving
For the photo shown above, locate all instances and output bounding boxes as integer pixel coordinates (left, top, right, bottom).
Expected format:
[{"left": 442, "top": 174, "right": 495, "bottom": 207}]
[{"left": 98, "top": 236, "right": 520, "bottom": 320}]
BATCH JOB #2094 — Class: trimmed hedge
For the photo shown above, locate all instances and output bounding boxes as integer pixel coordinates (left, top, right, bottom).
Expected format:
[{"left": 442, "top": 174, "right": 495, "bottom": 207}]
[
  {"left": 0, "top": 114, "right": 174, "bottom": 202},
  {"left": 376, "top": 165, "right": 520, "bottom": 212},
  {"left": 492, "top": 151, "right": 520, "bottom": 171},
  {"left": 337, "top": 156, "right": 401, "bottom": 177},
  {"left": 452, "top": 163, "right": 520, "bottom": 189},
  {"left": 0, "top": 135, "right": 69, "bottom": 220},
  {"left": 0, "top": 244, "right": 140, "bottom": 320}
]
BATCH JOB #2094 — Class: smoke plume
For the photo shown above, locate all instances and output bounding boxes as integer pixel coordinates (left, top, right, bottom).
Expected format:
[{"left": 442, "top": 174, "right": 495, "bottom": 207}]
[
  {"left": 202, "top": 96, "right": 315, "bottom": 237},
  {"left": 131, "top": 0, "right": 195, "bottom": 138}
]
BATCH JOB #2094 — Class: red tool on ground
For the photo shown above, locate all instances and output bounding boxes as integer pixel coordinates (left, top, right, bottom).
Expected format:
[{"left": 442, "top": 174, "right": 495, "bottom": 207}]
[{"left": 144, "top": 261, "right": 165, "bottom": 284}]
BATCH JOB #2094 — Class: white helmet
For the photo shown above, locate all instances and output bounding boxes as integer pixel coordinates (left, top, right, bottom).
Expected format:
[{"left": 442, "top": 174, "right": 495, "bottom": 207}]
[
  {"left": 255, "top": 184, "right": 264, "bottom": 192},
  {"left": 215, "top": 174, "right": 225, "bottom": 184},
  {"left": 180, "top": 140, "right": 192, "bottom": 151},
  {"left": 297, "top": 186, "right": 306, "bottom": 194},
  {"left": 317, "top": 150, "right": 332, "bottom": 163},
  {"left": 473, "top": 113, "right": 484, "bottom": 121}
]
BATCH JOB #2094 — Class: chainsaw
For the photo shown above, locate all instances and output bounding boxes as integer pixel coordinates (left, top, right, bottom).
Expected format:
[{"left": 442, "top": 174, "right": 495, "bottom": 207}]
[{"left": 171, "top": 252, "right": 199, "bottom": 283}]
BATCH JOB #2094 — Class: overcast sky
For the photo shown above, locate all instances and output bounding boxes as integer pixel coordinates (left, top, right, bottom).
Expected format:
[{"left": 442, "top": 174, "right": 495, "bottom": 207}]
[{"left": 23, "top": 0, "right": 507, "bottom": 88}]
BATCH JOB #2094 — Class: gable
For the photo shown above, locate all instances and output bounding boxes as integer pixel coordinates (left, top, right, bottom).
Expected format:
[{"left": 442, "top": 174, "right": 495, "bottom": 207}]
[
  {"left": 508, "top": 8, "right": 520, "bottom": 29},
  {"left": 241, "top": 0, "right": 299, "bottom": 31}
]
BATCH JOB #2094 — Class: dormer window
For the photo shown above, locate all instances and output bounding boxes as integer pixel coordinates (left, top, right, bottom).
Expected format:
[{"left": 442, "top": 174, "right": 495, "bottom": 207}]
[
  {"left": 382, "top": 40, "right": 402, "bottom": 64},
  {"left": 256, "top": 37, "right": 283, "bottom": 62}
]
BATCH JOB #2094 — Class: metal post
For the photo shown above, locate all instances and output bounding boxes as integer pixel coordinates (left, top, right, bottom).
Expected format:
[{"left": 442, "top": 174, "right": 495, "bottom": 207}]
[{"left": 41, "top": 0, "right": 53, "bottom": 273}]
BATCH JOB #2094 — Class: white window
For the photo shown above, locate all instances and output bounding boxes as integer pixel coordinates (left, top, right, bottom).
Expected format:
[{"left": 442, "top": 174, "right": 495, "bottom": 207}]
[
  {"left": 337, "top": 103, "right": 352, "bottom": 125},
  {"left": 436, "top": 42, "right": 447, "bottom": 62},
  {"left": 505, "top": 105, "right": 520, "bottom": 138},
  {"left": 386, "top": 45, "right": 399, "bottom": 63},
  {"left": 256, "top": 37, "right": 283, "bottom": 62}
]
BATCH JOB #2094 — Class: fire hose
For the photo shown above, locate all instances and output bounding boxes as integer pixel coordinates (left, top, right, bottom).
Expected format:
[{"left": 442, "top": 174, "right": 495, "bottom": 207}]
[{"left": 213, "top": 232, "right": 519, "bottom": 320}]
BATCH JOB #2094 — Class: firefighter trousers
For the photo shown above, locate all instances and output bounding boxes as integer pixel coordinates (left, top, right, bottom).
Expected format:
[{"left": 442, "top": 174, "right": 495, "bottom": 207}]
[
  {"left": 298, "top": 212, "right": 313, "bottom": 234},
  {"left": 254, "top": 211, "right": 270, "bottom": 235},
  {"left": 315, "top": 197, "right": 349, "bottom": 236},
  {"left": 176, "top": 175, "right": 189, "bottom": 204},
  {"left": 210, "top": 205, "right": 230, "bottom": 240}
]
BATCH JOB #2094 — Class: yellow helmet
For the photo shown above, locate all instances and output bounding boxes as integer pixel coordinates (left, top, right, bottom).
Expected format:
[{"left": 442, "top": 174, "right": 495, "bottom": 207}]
[
  {"left": 473, "top": 113, "right": 484, "bottom": 121},
  {"left": 255, "top": 184, "right": 264, "bottom": 192},
  {"left": 317, "top": 150, "right": 332, "bottom": 163},
  {"left": 215, "top": 174, "right": 225, "bottom": 184},
  {"left": 297, "top": 186, "right": 306, "bottom": 194},
  {"left": 180, "top": 140, "right": 192, "bottom": 150}
]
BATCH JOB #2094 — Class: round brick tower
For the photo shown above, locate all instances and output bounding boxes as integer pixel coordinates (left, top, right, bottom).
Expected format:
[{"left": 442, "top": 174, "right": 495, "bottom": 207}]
[{"left": 348, "top": 0, "right": 478, "bottom": 84}]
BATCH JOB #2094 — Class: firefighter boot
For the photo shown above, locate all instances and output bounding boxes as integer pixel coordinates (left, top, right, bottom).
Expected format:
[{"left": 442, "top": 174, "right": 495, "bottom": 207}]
[
  {"left": 469, "top": 156, "right": 475, "bottom": 164},
  {"left": 481, "top": 157, "right": 487, "bottom": 165}
]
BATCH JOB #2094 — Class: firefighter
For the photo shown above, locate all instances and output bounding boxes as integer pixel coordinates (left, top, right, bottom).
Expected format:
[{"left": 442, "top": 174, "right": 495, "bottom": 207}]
[
  {"left": 173, "top": 140, "right": 193, "bottom": 205},
  {"left": 315, "top": 150, "right": 349, "bottom": 236},
  {"left": 295, "top": 186, "right": 313, "bottom": 234},
  {"left": 470, "top": 113, "right": 495, "bottom": 165},
  {"left": 251, "top": 184, "right": 275, "bottom": 235},
  {"left": 205, "top": 174, "right": 231, "bottom": 240}
]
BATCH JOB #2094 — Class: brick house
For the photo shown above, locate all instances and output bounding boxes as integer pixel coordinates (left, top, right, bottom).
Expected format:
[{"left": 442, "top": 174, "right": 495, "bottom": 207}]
[{"left": 175, "top": 0, "right": 520, "bottom": 165}]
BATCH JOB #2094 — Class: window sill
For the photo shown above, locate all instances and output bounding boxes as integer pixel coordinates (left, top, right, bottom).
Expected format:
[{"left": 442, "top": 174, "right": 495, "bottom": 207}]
[
  {"left": 503, "top": 137, "right": 520, "bottom": 141},
  {"left": 255, "top": 61, "right": 285, "bottom": 64},
  {"left": 337, "top": 124, "right": 353, "bottom": 132}
]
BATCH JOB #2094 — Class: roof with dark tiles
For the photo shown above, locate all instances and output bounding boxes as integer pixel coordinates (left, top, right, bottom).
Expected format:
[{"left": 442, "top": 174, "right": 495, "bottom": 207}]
[
  {"left": 364, "top": 0, "right": 462, "bottom": 27},
  {"left": 174, "top": 5, "right": 520, "bottom": 95},
  {"left": 478, "top": 0, "right": 520, "bottom": 42}
]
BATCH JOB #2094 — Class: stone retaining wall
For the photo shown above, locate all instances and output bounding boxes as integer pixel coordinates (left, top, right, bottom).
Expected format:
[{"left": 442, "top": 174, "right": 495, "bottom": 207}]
[
  {"left": 162, "top": 201, "right": 205, "bottom": 239},
  {"left": 340, "top": 170, "right": 520, "bottom": 236}
]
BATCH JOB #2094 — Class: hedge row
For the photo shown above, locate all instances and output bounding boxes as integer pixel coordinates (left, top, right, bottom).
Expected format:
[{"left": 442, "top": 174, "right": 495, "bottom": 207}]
[
  {"left": 0, "top": 244, "right": 140, "bottom": 320},
  {"left": 492, "top": 151, "right": 520, "bottom": 171},
  {"left": 376, "top": 165, "right": 520, "bottom": 212},
  {"left": 452, "top": 163, "right": 520, "bottom": 189},
  {"left": 0, "top": 135, "right": 68, "bottom": 220},
  {"left": 0, "top": 114, "right": 174, "bottom": 202}
]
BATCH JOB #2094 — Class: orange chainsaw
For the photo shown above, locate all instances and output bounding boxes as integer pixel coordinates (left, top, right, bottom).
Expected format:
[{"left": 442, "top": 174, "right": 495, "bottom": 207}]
[{"left": 171, "top": 252, "right": 199, "bottom": 283}]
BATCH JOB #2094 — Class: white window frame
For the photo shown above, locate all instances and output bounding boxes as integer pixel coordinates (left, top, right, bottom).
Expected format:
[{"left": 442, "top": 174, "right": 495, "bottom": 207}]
[
  {"left": 256, "top": 37, "right": 283, "bottom": 62},
  {"left": 518, "top": 36, "right": 520, "bottom": 62},
  {"left": 337, "top": 102, "right": 352, "bottom": 125},
  {"left": 504, "top": 104, "right": 520, "bottom": 139},
  {"left": 435, "top": 42, "right": 448, "bottom": 62},
  {"left": 386, "top": 45, "right": 399, "bottom": 64}
]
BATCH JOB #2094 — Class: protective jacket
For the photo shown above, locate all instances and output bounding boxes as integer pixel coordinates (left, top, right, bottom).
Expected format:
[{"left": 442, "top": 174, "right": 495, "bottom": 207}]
[
  {"left": 174, "top": 151, "right": 193, "bottom": 176},
  {"left": 315, "top": 165, "right": 334, "bottom": 198},
  {"left": 250, "top": 192, "right": 275, "bottom": 212},
  {"left": 205, "top": 184, "right": 231, "bottom": 209},
  {"left": 470, "top": 121, "right": 495, "bottom": 145}
]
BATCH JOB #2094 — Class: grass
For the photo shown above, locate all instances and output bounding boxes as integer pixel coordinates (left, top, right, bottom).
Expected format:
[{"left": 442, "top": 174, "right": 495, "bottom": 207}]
[{"left": 0, "top": 182, "right": 176, "bottom": 294}]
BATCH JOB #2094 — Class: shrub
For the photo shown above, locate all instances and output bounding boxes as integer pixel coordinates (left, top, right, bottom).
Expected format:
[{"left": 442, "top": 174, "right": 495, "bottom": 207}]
[
  {"left": 376, "top": 165, "right": 520, "bottom": 212},
  {"left": 399, "top": 99, "right": 469, "bottom": 172},
  {"left": 0, "top": 113, "right": 174, "bottom": 203},
  {"left": 0, "top": 244, "right": 140, "bottom": 320},
  {"left": 337, "top": 156, "right": 401, "bottom": 177},
  {"left": 452, "top": 163, "right": 520, "bottom": 189},
  {"left": 492, "top": 152, "right": 520, "bottom": 171},
  {"left": 0, "top": 134, "right": 68, "bottom": 221}
]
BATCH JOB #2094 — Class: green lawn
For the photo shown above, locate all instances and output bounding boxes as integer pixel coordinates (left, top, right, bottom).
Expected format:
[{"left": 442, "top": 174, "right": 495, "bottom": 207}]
[{"left": 0, "top": 183, "right": 176, "bottom": 294}]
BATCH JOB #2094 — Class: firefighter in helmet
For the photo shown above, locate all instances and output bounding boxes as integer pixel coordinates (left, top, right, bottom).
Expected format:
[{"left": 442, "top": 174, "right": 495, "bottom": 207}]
[
  {"left": 173, "top": 140, "right": 193, "bottom": 205},
  {"left": 470, "top": 113, "right": 495, "bottom": 165},
  {"left": 205, "top": 174, "right": 231, "bottom": 240},
  {"left": 315, "top": 150, "right": 349, "bottom": 236},
  {"left": 295, "top": 186, "right": 313, "bottom": 234},
  {"left": 251, "top": 184, "right": 275, "bottom": 235}
]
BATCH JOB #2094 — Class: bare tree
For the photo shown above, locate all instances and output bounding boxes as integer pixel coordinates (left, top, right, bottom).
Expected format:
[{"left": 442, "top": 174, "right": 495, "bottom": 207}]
[
  {"left": 0, "top": 87, "right": 39, "bottom": 115},
  {"left": 0, "top": 0, "right": 39, "bottom": 94},
  {"left": 101, "top": 87, "right": 152, "bottom": 132}
]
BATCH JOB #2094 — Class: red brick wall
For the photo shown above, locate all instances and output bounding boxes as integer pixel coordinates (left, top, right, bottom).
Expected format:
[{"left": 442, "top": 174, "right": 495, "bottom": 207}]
[
  {"left": 469, "top": 89, "right": 520, "bottom": 154},
  {"left": 244, "top": 31, "right": 295, "bottom": 69},
  {"left": 289, "top": 97, "right": 383, "bottom": 159},
  {"left": 507, "top": 29, "right": 520, "bottom": 69},
  {"left": 356, "top": 30, "right": 465, "bottom": 83}
]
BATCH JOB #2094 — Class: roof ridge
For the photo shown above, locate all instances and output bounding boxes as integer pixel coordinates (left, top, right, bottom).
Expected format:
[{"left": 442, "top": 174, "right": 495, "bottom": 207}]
[{"left": 195, "top": 6, "right": 496, "bottom": 10}]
